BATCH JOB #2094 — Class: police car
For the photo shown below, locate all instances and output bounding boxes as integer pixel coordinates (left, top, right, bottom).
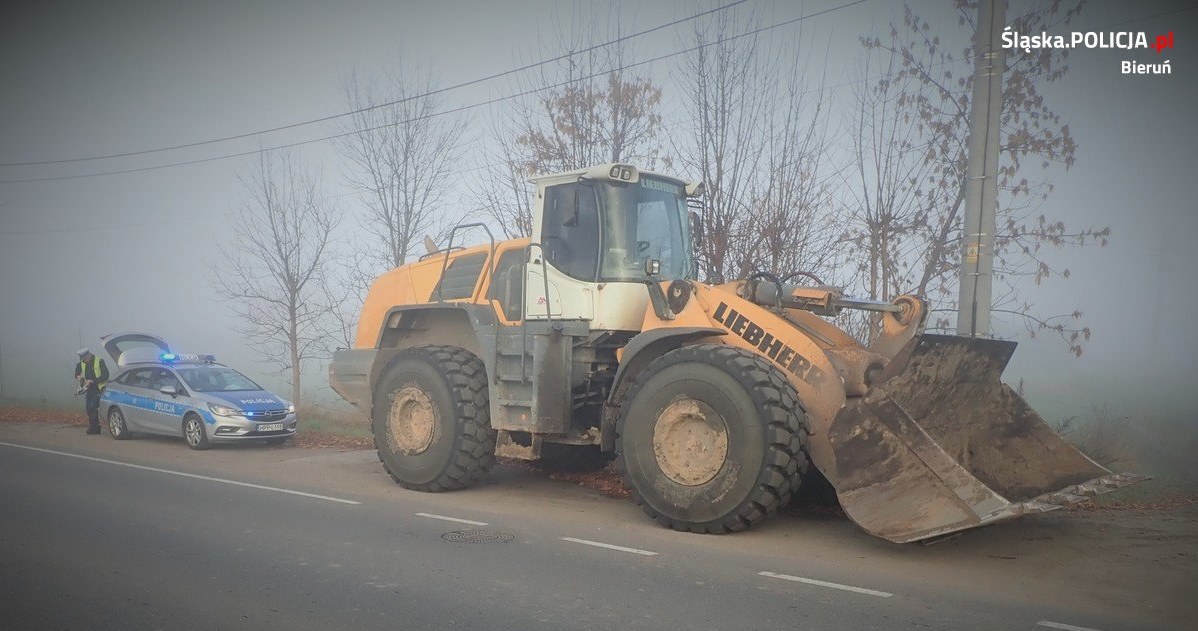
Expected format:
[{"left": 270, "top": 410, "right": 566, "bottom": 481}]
[{"left": 98, "top": 333, "right": 297, "bottom": 449}]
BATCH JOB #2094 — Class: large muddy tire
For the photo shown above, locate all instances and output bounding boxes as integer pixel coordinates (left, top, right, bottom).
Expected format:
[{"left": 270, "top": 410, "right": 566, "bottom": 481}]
[
  {"left": 617, "top": 344, "right": 807, "bottom": 533},
  {"left": 372, "top": 346, "right": 496, "bottom": 492}
]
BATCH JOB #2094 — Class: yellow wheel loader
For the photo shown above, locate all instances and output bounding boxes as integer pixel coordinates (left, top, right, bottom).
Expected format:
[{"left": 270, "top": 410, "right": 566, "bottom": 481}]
[{"left": 330, "top": 164, "right": 1144, "bottom": 543}]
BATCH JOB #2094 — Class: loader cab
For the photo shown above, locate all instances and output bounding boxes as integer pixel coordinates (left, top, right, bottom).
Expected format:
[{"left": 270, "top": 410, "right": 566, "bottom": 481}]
[{"left": 528, "top": 164, "right": 695, "bottom": 330}]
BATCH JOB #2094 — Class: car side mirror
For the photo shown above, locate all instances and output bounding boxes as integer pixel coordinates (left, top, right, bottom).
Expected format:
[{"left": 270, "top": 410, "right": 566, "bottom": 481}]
[{"left": 159, "top": 385, "right": 178, "bottom": 397}]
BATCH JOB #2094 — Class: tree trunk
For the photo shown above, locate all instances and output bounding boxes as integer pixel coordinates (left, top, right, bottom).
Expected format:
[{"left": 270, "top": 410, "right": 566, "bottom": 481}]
[{"left": 289, "top": 310, "right": 302, "bottom": 417}]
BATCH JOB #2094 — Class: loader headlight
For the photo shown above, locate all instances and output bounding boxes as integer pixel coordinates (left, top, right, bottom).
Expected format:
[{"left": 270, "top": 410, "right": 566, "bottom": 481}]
[{"left": 208, "top": 403, "right": 242, "bottom": 417}]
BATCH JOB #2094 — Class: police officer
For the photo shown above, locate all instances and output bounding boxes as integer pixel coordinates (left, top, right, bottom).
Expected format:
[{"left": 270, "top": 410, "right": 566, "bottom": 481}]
[{"left": 75, "top": 348, "right": 109, "bottom": 435}]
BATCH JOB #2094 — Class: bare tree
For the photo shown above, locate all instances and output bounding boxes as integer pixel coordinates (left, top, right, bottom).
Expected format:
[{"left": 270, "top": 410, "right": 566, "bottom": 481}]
[
  {"left": 738, "top": 73, "right": 840, "bottom": 284},
  {"left": 213, "top": 152, "right": 339, "bottom": 410},
  {"left": 677, "top": 10, "right": 768, "bottom": 283},
  {"left": 338, "top": 63, "right": 467, "bottom": 269},
  {"left": 841, "top": 48, "right": 942, "bottom": 299},
  {"left": 852, "top": 1, "right": 1106, "bottom": 354},
  {"left": 470, "top": 128, "right": 535, "bottom": 239},
  {"left": 677, "top": 9, "right": 838, "bottom": 285},
  {"left": 512, "top": 69, "right": 664, "bottom": 173},
  {"left": 320, "top": 248, "right": 375, "bottom": 350},
  {"left": 510, "top": 8, "right": 666, "bottom": 175},
  {"left": 471, "top": 11, "right": 666, "bottom": 239}
]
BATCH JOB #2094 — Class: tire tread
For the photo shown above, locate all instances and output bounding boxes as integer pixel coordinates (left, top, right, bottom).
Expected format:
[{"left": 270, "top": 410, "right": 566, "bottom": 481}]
[
  {"left": 616, "top": 344, "right": 809, "bottom": 534},
  {"left": 372, "top": 345, "right": 495, "bottom": 492}
]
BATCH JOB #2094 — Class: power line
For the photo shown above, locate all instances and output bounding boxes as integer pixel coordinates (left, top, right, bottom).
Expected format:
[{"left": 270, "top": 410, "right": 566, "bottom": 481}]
[
  {"left": 1104, "top": 5, "right": 1196, "bottom": 28},
  {"left": 7, "top": 0, "right": 1168, "bottom": 235},
  {"left": 0, "top": 0, "right": 870, "bottom": 185},
  {"left": 0, "top": 0, "right": 749, "bottom": 168},
  {"left": 0, "top": 212, "right": 235, "bottom": 235}
]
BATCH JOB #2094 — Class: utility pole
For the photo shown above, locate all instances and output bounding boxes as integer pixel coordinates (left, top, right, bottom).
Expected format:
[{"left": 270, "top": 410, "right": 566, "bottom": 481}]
[{"left": 956, "top": 0, "right": 1007, "bottom": 337}]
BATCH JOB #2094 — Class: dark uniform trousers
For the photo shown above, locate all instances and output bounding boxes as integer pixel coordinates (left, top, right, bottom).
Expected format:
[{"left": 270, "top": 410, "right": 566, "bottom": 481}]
[{"left": 85, "top": 390, "right": 102, "bottom": 430}]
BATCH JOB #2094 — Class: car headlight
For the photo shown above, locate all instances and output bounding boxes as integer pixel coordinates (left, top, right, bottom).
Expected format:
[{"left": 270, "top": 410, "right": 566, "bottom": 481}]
[{"left": 208, "top": 403, "right": 242, "bottom": 417}]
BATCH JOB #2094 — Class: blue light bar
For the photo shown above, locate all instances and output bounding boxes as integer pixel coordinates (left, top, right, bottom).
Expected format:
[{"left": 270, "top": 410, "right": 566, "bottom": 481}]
[{"left": 160, "top": 352, "right": 216, "bottom": 364}]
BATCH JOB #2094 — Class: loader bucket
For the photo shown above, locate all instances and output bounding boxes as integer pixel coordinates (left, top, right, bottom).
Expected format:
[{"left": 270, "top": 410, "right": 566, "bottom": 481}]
[{"left": 824, "top": 334, "right": 1147, "bottom": 543}]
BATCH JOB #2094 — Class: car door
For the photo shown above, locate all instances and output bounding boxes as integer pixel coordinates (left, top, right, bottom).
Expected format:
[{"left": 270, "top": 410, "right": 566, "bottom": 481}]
[
  {"left": 148, "top": 368, "right": 188, "bottom": 434},
  {"left": 101, "top": 370, "right": 137, "bottom": 427},
  {"left": 118, "top": 368, "right": 158, "bottom": 432}
]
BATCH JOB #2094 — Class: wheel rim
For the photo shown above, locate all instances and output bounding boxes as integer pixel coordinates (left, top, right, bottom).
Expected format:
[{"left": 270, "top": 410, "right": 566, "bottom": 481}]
[
  {"left": 389, "top": 385, "right": 437, "bottom": 455},
  {"left": 185, "top": 418, "right": 201, "bottom": 446},
  {"left": 652, "top": 397, "right": 729, "bottom": 486},
  {"left": 108, "top": 410, "right": 122, "bottom": 436}
]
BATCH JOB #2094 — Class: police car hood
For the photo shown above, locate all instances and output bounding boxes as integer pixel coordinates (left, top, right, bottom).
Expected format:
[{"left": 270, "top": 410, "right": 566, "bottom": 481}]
[{"left": 203, "top": 391, "right": 289, "bottom": 413}]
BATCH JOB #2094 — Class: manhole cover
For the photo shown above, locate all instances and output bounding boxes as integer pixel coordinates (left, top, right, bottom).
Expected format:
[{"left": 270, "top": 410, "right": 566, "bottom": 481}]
[{"left": 441, "top": 529, "right": 515, "bottom": 544}]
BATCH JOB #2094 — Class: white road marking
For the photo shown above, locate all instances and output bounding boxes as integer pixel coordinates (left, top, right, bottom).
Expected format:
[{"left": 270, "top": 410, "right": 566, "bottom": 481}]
[
  {"left": 415, "top": 512, "right": 489, "bottom": 526},
  {"left": 0, "top": 441, "right": 360, "bottom": 505},
  {"left": 1037, "top": 621, "right": 1105, "bottom": 631},
  {"left": 758, "top": 571, "right": 894, "bottom": 598},
  {"left": 560, "top": 537, "right": 658, "bottom": 556}
]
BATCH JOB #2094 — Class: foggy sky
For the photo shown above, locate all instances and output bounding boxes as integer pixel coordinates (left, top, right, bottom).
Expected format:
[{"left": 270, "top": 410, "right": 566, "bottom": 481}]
[{"left": 1, "top": 0, "right": 1195, "bottom": 423}]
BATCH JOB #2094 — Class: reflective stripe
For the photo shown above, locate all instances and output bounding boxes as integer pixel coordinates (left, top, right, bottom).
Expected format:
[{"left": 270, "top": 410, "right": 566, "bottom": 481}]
[{"left": 103, "top": 387, "right": 214, "bottom": 428}]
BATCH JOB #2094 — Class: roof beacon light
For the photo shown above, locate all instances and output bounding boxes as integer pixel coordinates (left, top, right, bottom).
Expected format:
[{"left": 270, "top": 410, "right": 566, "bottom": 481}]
[{"left": 160, "top": 352, "right": 216, "bottom": 364}]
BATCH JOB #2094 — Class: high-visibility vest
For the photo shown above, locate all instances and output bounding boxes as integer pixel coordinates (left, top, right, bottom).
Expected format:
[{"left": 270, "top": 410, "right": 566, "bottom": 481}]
[{"left": 78, "top": 356, "right": 107, "bottom": 389}]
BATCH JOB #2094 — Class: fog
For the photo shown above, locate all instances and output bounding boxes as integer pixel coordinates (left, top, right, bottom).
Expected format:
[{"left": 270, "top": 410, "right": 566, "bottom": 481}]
[{"left": 1, "top": 0, "right": 1195, "bottom": 431}]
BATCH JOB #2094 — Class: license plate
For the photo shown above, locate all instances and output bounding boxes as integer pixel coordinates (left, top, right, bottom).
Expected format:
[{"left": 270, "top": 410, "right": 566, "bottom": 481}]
[{"left": 258, "top": 423, "right": 285, "bottom": 432}]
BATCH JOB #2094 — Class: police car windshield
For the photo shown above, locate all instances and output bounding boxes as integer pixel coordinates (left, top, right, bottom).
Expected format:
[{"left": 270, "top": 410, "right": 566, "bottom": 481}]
[{"left": 176, "top": 366, "right": 262, "bottom": 393}]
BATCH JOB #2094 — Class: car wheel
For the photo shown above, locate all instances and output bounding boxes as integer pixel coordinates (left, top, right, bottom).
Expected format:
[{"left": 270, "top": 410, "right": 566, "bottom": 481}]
[
  {"left": 183, "top": 414, "right": 211, "bottom": 450},
  {"left": 107, "top": 407, "right": 133, "bottom": 440},
  {"left": 371, "top": 345, "right": 495, "bottom": 492},
  {"left": 616, "top": 344, "right": 807, "bottom": 534}
]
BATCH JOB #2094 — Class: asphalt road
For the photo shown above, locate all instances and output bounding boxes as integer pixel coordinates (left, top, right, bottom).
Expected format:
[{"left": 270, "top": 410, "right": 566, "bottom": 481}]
[{"left": 0, "top": 423, "right": 1190, "bottom": 631}]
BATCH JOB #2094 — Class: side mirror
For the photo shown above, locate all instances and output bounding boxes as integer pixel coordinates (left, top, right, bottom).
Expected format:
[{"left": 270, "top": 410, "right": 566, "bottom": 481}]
[{"left": 159, "top": 385, "right": 178, "bottom": 397}]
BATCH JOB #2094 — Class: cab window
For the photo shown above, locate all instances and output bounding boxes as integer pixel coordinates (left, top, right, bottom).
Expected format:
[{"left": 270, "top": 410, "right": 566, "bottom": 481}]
[
  {"left": 488, "top": 248, "right": 525, "bottom": 321},
  {"left": 541, "top": 182, "right": 600, "bottom": 282},
  {"left": 597, "top": 176, "right": 690, "bottom": 280}
]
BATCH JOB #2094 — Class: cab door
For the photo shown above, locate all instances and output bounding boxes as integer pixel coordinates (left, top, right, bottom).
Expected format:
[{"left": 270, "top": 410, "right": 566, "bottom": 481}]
[{"left": 528, "top": 182, "right": 596, "bottom": 321}]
